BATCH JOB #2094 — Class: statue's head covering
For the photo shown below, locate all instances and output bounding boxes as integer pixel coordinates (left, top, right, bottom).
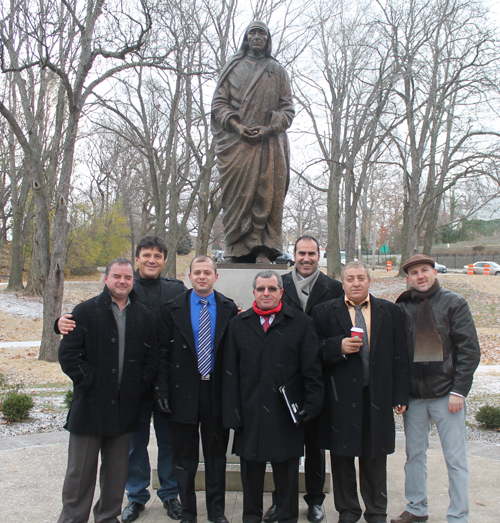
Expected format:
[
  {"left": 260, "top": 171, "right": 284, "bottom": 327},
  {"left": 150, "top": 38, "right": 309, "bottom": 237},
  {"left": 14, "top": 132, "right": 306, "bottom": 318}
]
[
  {"left": 214, "top": 21, "right": 275, "bottom": 92},
  {"left": 239, "top": 20, "right": 272, "bottom": 57}
]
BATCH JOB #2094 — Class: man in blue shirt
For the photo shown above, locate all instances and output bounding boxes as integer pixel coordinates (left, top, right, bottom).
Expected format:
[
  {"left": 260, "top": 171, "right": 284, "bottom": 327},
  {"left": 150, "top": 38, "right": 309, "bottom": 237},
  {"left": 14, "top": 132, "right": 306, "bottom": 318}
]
[{"left": 156, "top": 256, "right": 238, "bottom": 523}]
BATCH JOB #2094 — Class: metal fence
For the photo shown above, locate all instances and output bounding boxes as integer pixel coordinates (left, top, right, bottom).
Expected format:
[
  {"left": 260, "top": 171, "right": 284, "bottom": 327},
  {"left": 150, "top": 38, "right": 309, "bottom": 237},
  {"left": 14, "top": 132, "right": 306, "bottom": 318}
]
[{"left": 432, "top": 253, "right": 500, "bottom": 269}]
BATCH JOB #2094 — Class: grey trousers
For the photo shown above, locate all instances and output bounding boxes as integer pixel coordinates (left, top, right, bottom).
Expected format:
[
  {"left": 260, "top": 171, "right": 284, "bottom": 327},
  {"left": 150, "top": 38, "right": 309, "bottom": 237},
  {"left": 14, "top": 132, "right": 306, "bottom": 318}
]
[
  {"left": 403, "top": 395, "right": 469, "bottom": 523},
  {"left": 58, "top": 432, "right": 131, "bottom": 523}
]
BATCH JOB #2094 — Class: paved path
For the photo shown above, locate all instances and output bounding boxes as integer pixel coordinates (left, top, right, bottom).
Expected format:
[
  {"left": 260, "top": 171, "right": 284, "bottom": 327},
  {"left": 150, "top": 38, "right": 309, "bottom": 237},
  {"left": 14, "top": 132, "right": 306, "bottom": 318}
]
[{"left": 1, "top": 430, "right": 499, "bottom": 523}]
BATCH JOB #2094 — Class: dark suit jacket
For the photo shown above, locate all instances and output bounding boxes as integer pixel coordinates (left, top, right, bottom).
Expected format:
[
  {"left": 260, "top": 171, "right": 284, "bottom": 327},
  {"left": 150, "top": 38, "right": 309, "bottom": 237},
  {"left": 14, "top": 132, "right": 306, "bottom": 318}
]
[
  {"left": 312, "top": 294, "right": 409, "bottom": 457},
  {"left": 282, "top": 271, "right": 343, "bottom": 316},
  {"left": 156, "top": 289, "right": 238, "bottom": 424},
  {"left": 58, "top": 288, "right": 159, "bottom": 436},
  {"left": 222, "top": 302, "right": 324, "bottom": 462}
]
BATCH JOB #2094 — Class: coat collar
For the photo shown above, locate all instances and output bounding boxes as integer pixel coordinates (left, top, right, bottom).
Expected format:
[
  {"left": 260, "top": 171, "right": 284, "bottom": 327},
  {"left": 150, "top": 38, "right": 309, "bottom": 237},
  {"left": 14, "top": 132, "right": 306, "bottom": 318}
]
[
  {"left": 333, "top": 294, "right": 384, "bottom": 355},
  {"left": 169, "top": 289, "right": 235, "bottom": 354},
  {"left": 98, "top": 286, "right": 139, "bottom": 308},
  {"left": 283, "top": 271, "right": 332, "bottom": 313},
  {"left": 241, "top": 301, "right": 295, "bottom": 339}
]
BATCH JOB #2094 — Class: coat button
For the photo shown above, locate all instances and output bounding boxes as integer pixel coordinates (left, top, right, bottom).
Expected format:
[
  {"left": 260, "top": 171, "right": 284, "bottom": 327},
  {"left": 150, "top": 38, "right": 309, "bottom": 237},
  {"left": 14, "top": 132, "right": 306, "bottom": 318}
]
[
  {"left": 352, "top": 403, "right": 356, "bottom": 408},
  {"left": 111, "top": 400, "right": 116, "bottom": 405},
  {"left": 175, "top": 383, "right": 180, "bottom": 388},
  {"left": 353, "top": 378, "right": 357, "bottom": 383},
  {"left": 111, "top": 369, "right": 117, "bottom": 374},
  {"left": 111, "top": 338, "right": 116, "bottom": 343},
  {"left": 176, "top": 363, "right": 180, "bottom": 368},
  {"left": 182, "top": 344, "right": 187, "bottom": 348}
]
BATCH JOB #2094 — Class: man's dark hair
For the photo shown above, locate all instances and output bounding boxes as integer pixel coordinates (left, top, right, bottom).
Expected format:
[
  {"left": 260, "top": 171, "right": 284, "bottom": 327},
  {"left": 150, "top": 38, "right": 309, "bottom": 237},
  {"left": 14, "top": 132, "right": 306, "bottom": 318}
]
[
  {"left": 105, "top": 257, "right": 134, "bottom": 275},
  {"left": 135, "top": 235, "right": 168, "bottom": 260},
  {"left": 294, "top": 235, "right": 320, "bottom": 254},
  {"left": 190, "top": 255, "right": 218, "bottom": 274}
]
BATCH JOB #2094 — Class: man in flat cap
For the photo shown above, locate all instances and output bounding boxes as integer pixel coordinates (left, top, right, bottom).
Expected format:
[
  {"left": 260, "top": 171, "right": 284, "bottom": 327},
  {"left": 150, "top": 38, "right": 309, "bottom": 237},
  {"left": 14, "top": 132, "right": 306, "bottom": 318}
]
[
  {"left": 211, "top": 21, "right": 294, "bottom": 263},
  {"left": 391, "top": 254, "right": 481, "bottom": 523}
]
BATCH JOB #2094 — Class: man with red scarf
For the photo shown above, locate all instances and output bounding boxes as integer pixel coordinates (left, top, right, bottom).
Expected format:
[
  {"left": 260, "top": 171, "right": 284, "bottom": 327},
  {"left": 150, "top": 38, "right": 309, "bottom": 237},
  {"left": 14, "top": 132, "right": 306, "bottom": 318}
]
[{"left": 222, "top": 270, "right": 324, "bottom": 523}]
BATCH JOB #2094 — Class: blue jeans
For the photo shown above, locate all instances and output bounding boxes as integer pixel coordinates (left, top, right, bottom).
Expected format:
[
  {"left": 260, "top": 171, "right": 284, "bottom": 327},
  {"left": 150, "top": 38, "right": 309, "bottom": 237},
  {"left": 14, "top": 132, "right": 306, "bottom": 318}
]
[
  {"left": 126, "top": 399, "right": 178, "bottom": 504},
  {"left": 403, "top": 395, "right": 469, "bottom": 523}
]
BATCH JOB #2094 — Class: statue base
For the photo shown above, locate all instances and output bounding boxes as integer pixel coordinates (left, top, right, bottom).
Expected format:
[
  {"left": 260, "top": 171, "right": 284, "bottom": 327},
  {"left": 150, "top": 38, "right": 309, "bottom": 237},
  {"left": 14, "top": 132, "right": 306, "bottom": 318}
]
[{"left": 186, "top": 264, "right": 290, "bottom": 310}]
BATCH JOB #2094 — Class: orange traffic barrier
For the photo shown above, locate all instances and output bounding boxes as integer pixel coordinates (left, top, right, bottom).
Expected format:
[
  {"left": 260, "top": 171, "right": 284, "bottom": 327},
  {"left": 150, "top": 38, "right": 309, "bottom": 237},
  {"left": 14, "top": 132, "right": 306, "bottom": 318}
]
[
  {"left": 467, "top": 264, "right": 474, "bottom": 275},
  {"left": 386, "top": 260, "right": 392, "bottom": 271},
  {"left": 484, "top": 264, "right": 490, "bottom": 276}
]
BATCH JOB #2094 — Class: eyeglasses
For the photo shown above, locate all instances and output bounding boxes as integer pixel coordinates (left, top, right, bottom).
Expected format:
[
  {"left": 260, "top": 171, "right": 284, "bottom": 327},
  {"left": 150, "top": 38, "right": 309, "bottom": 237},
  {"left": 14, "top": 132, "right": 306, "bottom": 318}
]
[{"left": 255, "top": 286, "right": 280, "bottom": 292}]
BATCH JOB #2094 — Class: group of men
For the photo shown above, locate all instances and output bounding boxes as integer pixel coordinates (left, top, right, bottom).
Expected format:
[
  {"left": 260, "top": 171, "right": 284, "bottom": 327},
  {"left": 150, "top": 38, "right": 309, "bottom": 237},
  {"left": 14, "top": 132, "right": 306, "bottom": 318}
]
[{"left": 55, "top": 234, "right": 480, "bottom": 523}]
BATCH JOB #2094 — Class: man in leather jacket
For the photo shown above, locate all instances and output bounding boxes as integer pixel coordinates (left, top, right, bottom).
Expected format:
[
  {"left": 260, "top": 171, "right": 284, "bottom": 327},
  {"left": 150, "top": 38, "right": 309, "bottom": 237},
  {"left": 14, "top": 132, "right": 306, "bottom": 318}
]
[{"left": 391, "top": 254, "right": 480, "bottom": 523}]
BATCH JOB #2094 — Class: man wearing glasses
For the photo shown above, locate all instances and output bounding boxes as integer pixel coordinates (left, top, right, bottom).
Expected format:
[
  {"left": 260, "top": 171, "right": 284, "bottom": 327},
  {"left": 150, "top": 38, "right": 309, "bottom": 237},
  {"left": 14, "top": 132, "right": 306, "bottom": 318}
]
[{"left": 222, "top": 270, "right": 324, "bottom": 523}]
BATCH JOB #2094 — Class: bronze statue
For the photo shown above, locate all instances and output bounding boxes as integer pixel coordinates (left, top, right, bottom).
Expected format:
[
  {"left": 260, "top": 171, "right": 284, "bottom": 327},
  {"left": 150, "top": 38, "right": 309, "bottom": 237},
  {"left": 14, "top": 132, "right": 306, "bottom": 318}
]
[{"left": 211, "top": 21, "right": 295, "bottom": 263}]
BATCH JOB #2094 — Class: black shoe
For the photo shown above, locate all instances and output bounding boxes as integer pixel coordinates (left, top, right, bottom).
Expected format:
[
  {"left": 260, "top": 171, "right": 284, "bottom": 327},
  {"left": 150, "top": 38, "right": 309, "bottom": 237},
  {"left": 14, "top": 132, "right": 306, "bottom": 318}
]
[
  {"left": 180, "top": 519, "right": 197, "bottom": 523},
  {"left": 208, "top": 517, "right": 229, "bottom": 523},
  {"left": 263, "top": 504, "right": 278, "bottom": 523},
  {"left": 122, "top": 501, "right": 145, "bottom": 523},
  {"left": 164, "top": 498, "right": 182, "bottom": 520},
  {"left": 307, "top": 504, "right": 324, "bottom": 523}
]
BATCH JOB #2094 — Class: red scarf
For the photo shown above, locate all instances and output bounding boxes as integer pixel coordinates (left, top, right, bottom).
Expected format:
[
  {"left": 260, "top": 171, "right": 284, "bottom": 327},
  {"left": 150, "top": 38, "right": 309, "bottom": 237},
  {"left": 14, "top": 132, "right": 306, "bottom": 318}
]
[{"left": 252, "top": 300, "right": 282, "bottom": 316}]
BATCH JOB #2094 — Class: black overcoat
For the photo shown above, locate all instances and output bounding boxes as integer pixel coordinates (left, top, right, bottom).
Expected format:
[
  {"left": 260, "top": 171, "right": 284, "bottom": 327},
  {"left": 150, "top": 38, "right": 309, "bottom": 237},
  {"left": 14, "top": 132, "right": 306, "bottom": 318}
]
[
  {"left": 222, "top": 302, "right": 324, "bottom": 462},
  {"left": 156, "top": 289, "right": 238, "bottom": 424},
  {"left": 281, "top": 271, "right": 343, "bottom": 316},
  {"left": 311, "top": 295, "right": 409, "bottom": 457},
  {"left": 58, "top": 288, "right": 159, "bottom": 436}
]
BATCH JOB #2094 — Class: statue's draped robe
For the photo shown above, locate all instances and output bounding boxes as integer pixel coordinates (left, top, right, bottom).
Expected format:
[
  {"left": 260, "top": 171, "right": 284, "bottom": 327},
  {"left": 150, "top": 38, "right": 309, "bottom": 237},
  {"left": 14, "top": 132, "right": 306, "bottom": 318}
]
[{"left": 212, "top": 54, "right": 295, "bottom": 260}]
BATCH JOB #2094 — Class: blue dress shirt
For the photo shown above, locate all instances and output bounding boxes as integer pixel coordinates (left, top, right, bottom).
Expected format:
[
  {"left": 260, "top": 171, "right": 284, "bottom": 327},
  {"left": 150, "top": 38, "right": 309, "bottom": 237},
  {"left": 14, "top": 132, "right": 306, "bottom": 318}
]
[{"left": 190, "top": 290, "right": 217, "bottom": 372}]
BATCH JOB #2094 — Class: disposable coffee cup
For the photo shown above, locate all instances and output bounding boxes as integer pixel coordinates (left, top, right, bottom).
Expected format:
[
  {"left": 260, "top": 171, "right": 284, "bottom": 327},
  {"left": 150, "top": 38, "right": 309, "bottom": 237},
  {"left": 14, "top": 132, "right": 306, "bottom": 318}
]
[{"left": 351, "top": 327, "right": 364, "bottom": 339}]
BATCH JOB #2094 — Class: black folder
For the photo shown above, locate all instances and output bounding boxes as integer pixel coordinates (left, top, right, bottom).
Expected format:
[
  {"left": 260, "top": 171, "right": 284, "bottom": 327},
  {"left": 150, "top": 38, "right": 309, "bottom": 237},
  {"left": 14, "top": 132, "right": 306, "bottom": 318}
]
[{"left": 279, "top": 372, "right": 304, "bottom": 425}]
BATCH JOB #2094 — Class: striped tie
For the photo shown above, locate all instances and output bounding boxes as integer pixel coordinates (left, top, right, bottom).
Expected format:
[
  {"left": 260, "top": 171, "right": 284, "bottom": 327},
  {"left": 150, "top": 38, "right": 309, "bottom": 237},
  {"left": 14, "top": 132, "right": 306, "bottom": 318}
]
[
  {"left": 198, "top": 298, "right": 212, "bottom": 377},
  {"left": 355, "top": 304, "right": 370, "bottom": 386}
]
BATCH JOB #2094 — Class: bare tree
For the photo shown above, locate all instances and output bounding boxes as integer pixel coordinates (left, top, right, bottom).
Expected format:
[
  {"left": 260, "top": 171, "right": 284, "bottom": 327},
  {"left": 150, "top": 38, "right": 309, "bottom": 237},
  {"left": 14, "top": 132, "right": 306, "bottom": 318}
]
[
  {"left": 0, "top": 0, "right": 164, "bottom": 361},
  {"left": 292, "top": 0, "right": 398, "bottom": 276},
  {"left": 377, "top": 0, "right": 500, "bottom": 273}
]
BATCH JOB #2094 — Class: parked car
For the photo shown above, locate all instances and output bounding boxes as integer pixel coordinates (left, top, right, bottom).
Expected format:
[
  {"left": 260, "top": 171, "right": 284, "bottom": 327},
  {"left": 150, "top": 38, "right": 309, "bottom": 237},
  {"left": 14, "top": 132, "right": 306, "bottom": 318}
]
[
  {"left": 318, "top": 249, "right": 346, "bottom": 268},
  {"left": 213, "top": 250, "right": 225, "bottom": 263},
  {"left": 463, "top": 261, "right": 500, "bottom": 275},
  {"left": 435, "top": 262, "right": 447, "bottom": 273},
  {"left": 275, "top": 252, "right": 294, "bottom": 267}
]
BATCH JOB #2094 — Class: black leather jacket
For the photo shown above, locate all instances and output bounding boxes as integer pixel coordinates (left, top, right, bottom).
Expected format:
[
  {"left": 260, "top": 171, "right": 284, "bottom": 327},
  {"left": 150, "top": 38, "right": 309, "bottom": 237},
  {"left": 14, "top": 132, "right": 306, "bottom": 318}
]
[{"left": 398, "top": 287, "right": 480, "bottom": 399}]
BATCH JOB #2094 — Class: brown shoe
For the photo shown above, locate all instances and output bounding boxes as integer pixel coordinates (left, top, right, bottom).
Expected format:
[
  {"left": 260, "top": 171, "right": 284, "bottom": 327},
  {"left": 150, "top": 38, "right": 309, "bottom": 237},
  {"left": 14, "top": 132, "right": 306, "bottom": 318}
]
[{"left": 390, "top": 511, "right": 428, "bottom": 523}]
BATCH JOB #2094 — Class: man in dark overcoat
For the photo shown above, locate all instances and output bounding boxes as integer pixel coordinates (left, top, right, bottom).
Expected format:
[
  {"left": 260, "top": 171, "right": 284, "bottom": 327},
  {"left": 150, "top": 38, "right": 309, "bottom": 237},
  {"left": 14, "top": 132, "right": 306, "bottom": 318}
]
[
  {"left": 223, "top": 270, "right": 324, "bottom": 523},
  {"left": 312, "top": 261, "right": 409, "bottom": 523},
  {"left": 57, "top": 236, "right": 186, "bottom": 523},
  {"left": 57, "top": 258, "right": 159, "bottom": 523},
  {"left": 155, "top": 256, "right": 238, "bottom": 523},
  {"left": 264, "top": 235, "right": 343, "bottom": 523}
]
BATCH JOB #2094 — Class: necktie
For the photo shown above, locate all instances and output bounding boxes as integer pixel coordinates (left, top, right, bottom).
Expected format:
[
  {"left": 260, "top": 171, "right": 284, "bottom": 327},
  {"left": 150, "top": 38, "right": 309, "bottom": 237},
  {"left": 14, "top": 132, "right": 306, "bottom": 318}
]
[
  {"left": 354, "top": 304, "right": 369, "bottom": 386},
  {"left": 263, "top": 316, "right": 270, "bottom": 332},
  {"left": 198, "top": 298, "right": 211, "bottom": 376}
]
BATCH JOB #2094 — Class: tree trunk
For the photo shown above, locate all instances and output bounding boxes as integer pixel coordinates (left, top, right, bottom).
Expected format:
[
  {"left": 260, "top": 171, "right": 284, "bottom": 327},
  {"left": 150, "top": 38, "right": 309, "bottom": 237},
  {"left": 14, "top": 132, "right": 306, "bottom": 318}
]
[
  {"left": 38, "top": 114, "right": 78, "bottom": 361},
  {"left": 326, "top": 164, "right": 342, "bottom": 278}
]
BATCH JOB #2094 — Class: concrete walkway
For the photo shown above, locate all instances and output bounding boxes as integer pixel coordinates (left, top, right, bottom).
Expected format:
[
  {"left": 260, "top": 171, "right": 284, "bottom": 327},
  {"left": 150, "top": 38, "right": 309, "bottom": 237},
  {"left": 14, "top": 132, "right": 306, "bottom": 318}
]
[{"left": 1, "top": 430, "right": 499, "bottom": 523}]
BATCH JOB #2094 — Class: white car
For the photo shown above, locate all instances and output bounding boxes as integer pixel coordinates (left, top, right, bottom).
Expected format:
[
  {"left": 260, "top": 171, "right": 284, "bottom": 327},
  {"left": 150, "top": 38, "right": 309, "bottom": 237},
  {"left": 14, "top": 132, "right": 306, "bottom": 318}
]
[
  {"left": 435, "top": 262, "right": 447, "bottom": 273},
  {"left": 463, "top": 261, "right": 500, "bottom": 275},
  {"left": 319, "top": 249, "right": 346, "bottom": 268}
]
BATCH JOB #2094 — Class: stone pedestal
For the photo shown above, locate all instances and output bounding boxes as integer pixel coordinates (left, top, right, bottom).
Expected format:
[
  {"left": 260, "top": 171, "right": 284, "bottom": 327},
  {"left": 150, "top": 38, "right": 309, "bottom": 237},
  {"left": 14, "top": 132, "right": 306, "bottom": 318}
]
[
  {"left": 185, "top": 263, "right": 290, "bottom": 310},
  {"left": 153, "top": 446, "right": 331, "bottom": 493}
]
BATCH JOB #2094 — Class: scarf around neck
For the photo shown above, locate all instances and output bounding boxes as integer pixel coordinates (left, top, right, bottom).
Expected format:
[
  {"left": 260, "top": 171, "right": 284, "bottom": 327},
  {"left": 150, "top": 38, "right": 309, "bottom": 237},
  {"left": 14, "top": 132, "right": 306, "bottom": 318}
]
[
  {"left": 252, "top": 300, "right": 282, "bottom": 317},
  {"left": 291, "top": 266, "right": 320, "bottom": 311},
  {"left": 397, "top": 279, "right": 443, "bottom": 376}
]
